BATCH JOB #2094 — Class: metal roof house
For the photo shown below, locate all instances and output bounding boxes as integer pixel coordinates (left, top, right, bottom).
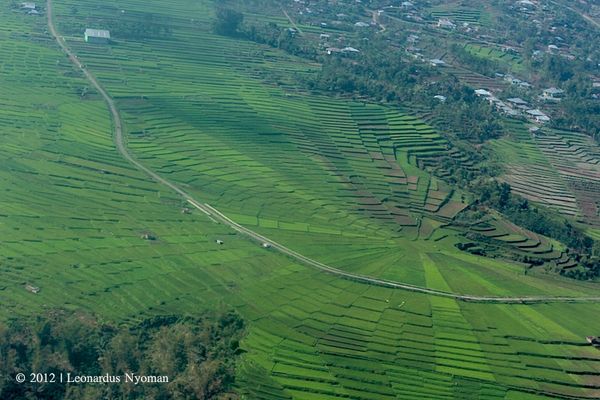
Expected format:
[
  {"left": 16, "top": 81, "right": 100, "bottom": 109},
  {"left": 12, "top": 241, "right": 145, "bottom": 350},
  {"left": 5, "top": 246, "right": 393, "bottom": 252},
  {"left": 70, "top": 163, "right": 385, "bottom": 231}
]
[
  {"left": 85, "top": 28, "right": 110, "bottom": 44},
  {"left": 542, "top": 87, "right": 565, "bottom": 100},
  {"left": 507, "top": 97, "right": 528, "bottom": 105},
  {"left": 437, "top": 18, "right": 456, "bottom": 29},
  {"left": 429, "top": 58, "right": 446, "bottom": 67},
  {"left": 475, "top": 89, "right": 493, "bottom": 97}
]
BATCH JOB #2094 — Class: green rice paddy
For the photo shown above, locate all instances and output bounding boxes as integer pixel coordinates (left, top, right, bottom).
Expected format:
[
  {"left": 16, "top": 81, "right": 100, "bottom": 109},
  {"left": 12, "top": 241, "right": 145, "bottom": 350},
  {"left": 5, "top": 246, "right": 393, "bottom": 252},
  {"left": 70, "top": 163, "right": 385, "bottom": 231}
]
[{"left": 1, "top": 0, "right": 600, "bottom": 398}]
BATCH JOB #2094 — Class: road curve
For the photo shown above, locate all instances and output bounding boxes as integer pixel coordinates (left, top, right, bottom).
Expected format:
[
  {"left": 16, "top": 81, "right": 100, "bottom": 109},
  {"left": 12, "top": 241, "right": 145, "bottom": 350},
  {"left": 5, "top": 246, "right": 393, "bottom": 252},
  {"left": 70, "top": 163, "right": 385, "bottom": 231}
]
[
  {"left": 47, "top": 0, "right": 600, "bottom": 304},
  {"left": 548, "top": 0, "right": 599, "bottom": 29}
]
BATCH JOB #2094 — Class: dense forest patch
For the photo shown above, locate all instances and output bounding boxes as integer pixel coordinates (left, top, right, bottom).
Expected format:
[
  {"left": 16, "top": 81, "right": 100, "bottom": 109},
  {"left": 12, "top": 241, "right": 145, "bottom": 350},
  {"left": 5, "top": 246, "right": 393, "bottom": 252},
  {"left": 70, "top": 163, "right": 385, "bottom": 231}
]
[{"left": 0, "top": 310, "right": 245, "bottom": 400}]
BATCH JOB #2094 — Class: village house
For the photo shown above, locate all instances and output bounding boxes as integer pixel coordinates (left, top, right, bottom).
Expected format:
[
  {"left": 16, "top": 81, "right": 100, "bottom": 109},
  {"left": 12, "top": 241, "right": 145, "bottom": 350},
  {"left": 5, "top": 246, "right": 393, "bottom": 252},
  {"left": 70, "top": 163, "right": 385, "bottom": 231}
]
[
  {"left": 475, "top": 89, "right": 493, "bottom": 97},
  {"left": 526, "top": 109, "right": 550, "bottom": 123},
  {"left": 505, "top": 75, "right": 523, "bottom": 85},
  {"left": 517, "top": 0, "right": 536, "bottom": 8},
  {"left": 429, "top": 58, "right": 446, "bottom": 67},
  {"left": 507, "top": 97, "right": 528, "bottom": 106},
  {"left": 519, "top": 81, "right": 532, "bottom": 89},
  {"left": 541, "top": 87, "right": 565, "bottom": 101},
  {"left": 341, "top": 46, "right": 360, "bottom": 53},
  {"left": 501, "top": 45, "right": 519, "bottom": 54},
  {"left": 85, "top": 28, "right": 111, "bottom": 44},
  {"left": 547, "top": 44, "right": 559, "bottom": 53},
  {"left": 407, "top": 34, "right": 419, "bottom": 44},
  {"left": 20, "top": 2, "right": 39, "bottom": 14},
  {"left": 437, "top": 18, "right": 456, "bottom": 29}
]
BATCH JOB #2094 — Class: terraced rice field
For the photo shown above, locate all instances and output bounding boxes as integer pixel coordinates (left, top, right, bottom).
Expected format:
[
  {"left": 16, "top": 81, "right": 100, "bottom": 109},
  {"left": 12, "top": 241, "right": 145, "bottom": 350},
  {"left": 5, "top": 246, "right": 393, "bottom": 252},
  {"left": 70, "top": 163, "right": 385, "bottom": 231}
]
[
  {"left": 429, "top": 7, "right": 484, "bottom": 25},
  {"left": 2, "top": 0, "right": 600, "bottom": 398},
  {"left": 493, "top": 121, "right": 600, "bottom": 226}
]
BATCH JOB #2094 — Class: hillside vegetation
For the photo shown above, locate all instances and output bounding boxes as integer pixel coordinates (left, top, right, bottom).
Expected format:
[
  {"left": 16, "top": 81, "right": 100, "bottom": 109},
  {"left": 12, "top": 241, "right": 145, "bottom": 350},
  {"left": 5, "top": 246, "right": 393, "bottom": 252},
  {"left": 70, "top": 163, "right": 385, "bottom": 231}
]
[{"left": 0, "top": 0, "right": 599, "bottom": 399}]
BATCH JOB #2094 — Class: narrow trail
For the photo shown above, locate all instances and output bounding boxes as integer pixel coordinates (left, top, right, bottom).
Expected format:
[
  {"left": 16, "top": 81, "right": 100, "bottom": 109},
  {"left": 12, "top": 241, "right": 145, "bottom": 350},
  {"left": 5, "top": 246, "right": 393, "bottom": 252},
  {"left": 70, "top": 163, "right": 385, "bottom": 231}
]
[
  {"left": 47, "top": 0, "right": 600, "bottom": 305},
  {"left": 282, "top": 9, "right": 303, "bottom": 36}
]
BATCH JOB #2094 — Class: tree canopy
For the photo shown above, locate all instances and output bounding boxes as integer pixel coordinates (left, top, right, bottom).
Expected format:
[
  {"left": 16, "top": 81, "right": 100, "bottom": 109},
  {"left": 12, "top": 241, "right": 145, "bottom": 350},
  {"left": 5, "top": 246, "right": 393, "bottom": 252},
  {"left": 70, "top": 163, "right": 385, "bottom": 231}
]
[
  {"left": 213, "top": 7, "right": 244, "bottom": 36},
  {"left": 0, "top": 310, "right": 245, "bottom": 400}
]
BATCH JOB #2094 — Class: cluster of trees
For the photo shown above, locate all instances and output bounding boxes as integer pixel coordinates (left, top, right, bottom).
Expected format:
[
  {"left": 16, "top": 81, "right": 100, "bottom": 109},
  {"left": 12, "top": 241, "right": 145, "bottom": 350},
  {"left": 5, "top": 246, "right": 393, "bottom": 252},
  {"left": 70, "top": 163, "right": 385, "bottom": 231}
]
[
  {"left": 213, "top": 7, "right": 317, "bottom": 57},
  {"left": 0, "top": 310, "right": 245, "bottom": 400},
  {"left": 557, "top": 97, "right": 600, "bottom": 139},
  {"left": 474, "top": 180, "right": 600, "bottom": 278},
  {"left": 306, "top": 56, "right": 504, "bottom": 142},
  {"left": 214, "top": 7, "right": 504, "bottom": 144},
  {"left": 429, "top": 86, "right": 504, "bottom": 142},
  {"left": 213, "top": 8, "right": 244, "bottom": 37},
  {"left": 242, "top": 22, "right": 318, "bottom": 59},
  {"left": 478, "top": 181, "right": 592, "bottom": 251},
  {"left": 106, "top": 13, "right": 173, "bottom": 40},
  {"left": 212, "top": 3, "right": 507, "bottom": 143},
  {"left": 544, "top": 60, "right": 600, "bottom": 139},
  {"left": 502, "top": 7, "right": 600, "bottom": 140}
]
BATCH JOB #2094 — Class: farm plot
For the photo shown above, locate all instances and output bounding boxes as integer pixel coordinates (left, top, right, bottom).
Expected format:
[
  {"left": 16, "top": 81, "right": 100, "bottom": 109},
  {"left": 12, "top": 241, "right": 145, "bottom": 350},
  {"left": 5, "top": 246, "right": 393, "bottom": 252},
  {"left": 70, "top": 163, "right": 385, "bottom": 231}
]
[
  {"left": 429, "top": 7, "right": 484, "bottom": 25},
  {"left": 50, "top": 0, "right": 599, "bottom": 290},
  {"left": 534, "top": 129, "right": 600, "bottom": 226},
  {"left": 493, "top": 121, "right": 600, "bottom": 226},
  {"left": 3, "top": 1, "right": 600, "bottom": 399},
  {"left": 52, "top": 3, "right": 479, "bottom": 268},
  {"left": 492, "top": 122, "right": 580, "bottom": 216},
  {"left": 463, "top": 44, "right": 525, "bottom": 73}
]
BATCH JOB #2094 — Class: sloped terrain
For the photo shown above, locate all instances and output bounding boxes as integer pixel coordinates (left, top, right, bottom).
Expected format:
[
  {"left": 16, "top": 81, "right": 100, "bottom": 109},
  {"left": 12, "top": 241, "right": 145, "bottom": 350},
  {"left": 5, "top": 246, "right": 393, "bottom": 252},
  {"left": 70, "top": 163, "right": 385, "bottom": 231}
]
[{"left": 1, "top": 0, "right": 600, "bottom": 399}]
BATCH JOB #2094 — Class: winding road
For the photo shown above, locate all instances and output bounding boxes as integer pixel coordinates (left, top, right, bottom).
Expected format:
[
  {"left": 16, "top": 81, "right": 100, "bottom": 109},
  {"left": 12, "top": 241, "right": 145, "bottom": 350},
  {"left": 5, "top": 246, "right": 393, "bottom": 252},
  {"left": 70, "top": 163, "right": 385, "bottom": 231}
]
[
  {"left": 47, "top": 0, "right": 600, "bottom": 304},
  {"left": 548, "top": 0, "right": 599, "bottom": 30}
]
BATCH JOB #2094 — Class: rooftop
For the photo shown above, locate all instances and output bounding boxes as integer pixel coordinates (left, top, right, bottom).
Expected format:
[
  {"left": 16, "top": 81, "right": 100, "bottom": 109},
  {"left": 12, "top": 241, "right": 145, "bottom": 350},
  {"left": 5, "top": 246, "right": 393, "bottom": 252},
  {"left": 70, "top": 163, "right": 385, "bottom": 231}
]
[
  {"left": 544, "top": 87, "right": 564, "bottom": 94},
  {"left": 526, "top": 109, "right": 546, "bottom": 116},
  {"left": 507, "top": 97, "right": 528, "bottom": 105},
  {"left": 85, "top": 28, "right": 111, "bottom": 39},
  {"left": 475, "top": 89, "right": 492, "bottom": 97}
]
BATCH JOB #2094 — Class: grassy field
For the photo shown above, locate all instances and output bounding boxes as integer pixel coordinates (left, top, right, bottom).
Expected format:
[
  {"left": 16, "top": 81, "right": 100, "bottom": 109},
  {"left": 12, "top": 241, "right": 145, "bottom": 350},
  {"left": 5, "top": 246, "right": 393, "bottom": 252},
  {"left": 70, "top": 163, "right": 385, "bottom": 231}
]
[
  {"left": 463, "top": 43, "right": 525, "bottom": 73},
  {"left": 1, "top": 0, "right": 600, "bottom": 398}
]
